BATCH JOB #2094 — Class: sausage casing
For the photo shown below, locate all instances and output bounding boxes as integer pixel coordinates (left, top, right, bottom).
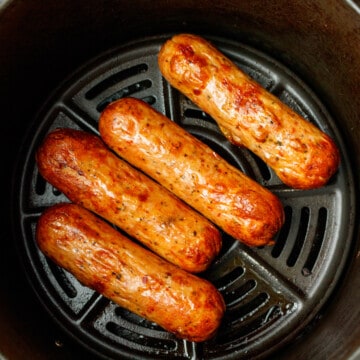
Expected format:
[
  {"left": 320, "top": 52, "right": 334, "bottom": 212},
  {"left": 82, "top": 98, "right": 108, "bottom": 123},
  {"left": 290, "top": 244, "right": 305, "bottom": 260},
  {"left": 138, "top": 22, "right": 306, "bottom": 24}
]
[
  {"left": 35, "top": 128, "right": 221, "bottom": 273},
  {"left": 36, "top": 203, "right": 225, "bottom": 342},
  {"left": 158, "top": 33, "right": 340, "bottom": 189},
  {"left": 99, "top": 98, "right": 284, "bottom": 246}
]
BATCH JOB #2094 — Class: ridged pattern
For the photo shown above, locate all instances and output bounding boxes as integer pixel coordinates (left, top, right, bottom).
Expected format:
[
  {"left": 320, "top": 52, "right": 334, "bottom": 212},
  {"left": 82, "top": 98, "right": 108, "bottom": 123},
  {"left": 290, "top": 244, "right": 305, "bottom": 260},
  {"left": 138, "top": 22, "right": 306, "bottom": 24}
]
[{"left": 17, "top": 36, "right": 353, "bottom": 360}]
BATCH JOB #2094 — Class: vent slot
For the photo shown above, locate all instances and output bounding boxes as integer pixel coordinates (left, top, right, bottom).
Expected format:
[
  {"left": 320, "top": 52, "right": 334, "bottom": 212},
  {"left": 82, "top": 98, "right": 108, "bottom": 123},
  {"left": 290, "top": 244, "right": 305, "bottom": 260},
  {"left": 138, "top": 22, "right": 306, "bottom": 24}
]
[
  {"left": 141, "top": 95, "right": 157, "bottom": 106},
  {"left": 114, "top": 307, "right": 160, "bottom": 330},
  {"left": 47, "top": 261, "right": 77, "bottom": 298},
  {"left": 106, "top": 322, "right": 177, "bottom": 351},
  {"left": 249, "top": 152, "right": 272, "bottom": 182},
  {"left": 185, "top": 127, "right": 255, "bottom": 180},
  {"left": 230, "top": 292, "right": 270, "bottom": 322},
  {"left": 272, "top": 206, "right": 293, "bottom": 258},
  {"left": 183, "top": 108, "right": 218, "bottom": 125},
  {"left": 52, "top": 186, "right": 62, "bottom": 196},
  {"left": 222, "top": 279, "right": 256, "bottom": 306},
  {"left": 96, "top": 79, "right": 153, "bottom": 112},
  {"left": 302, "top": 207, "right": 328, "bottom": 276},
  {"left": 35, "top": 171, "right": 47, "bottom": 196},
  {"left": 217, "top": 305, "right": 282, "bottom": 344},
  {"left": 287, "top": 207, "right": 310, "bottom": 267},
  {"left": 85, "top": 63, "right": 148, "bottom": 100},
  {"left": 214, "top": 266, "right": 244, "bottom": 289},
  {"left": 278, "top": 89, "right": 312, "bottom": 121},
  {"left": 35, "top": 174, "right": 62, "bottom": 197}
]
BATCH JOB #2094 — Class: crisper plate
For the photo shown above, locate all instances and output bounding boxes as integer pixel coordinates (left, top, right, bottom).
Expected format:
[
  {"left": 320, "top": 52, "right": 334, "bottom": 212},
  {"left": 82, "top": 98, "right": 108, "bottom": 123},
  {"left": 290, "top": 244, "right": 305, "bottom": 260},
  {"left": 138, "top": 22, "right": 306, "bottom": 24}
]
[{"left": 12, "top": 34, "right": 356, "bottom": 359}]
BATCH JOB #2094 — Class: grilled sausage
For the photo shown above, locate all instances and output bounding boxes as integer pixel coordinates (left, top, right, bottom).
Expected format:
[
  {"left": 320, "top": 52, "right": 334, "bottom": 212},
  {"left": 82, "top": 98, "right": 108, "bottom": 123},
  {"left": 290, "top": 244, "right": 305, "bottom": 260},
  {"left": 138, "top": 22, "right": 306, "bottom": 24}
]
[
  {"left": 36, "top": 203, "right": 225, "bottom": 342},
  {"left": 158, "top": 33, "right": 340, "bottom": 189},
  {"left": 99, "top": 97, "right": 284, "bottom": 247},
  {"left": 36, "top": 128, "right": 221, "bottom": 273}
]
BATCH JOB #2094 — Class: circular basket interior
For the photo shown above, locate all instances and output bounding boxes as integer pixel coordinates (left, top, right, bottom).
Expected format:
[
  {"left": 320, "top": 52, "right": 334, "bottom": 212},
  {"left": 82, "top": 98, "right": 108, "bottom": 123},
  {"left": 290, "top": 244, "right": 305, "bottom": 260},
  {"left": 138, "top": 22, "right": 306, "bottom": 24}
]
[{"left": 13, "top": 34, "right": 356, "bottom": 360}]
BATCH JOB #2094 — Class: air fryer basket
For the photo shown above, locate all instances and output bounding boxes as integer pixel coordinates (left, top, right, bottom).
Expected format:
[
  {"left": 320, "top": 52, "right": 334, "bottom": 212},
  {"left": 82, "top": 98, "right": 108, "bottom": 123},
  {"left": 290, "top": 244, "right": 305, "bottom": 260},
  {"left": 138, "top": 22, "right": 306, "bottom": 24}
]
[
  {"left": 2, "top": 1, "right": 360, "bottom": 360},
  {"left": 12, "top": 33, "right": 356, "bottom": 360}
]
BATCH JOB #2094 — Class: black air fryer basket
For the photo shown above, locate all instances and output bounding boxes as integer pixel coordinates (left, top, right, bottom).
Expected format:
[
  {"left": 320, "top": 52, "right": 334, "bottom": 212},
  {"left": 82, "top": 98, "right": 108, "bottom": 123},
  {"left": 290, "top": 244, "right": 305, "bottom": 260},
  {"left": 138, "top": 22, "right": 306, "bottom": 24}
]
[{"left": 2, "top": 1, "right": 360, "bottom": 360}]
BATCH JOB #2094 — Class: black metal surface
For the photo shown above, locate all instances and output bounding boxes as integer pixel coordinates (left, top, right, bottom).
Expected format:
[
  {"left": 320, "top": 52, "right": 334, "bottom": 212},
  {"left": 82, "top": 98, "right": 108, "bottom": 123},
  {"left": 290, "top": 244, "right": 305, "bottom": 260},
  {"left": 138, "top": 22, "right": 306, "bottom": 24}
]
[{"left": 12, "top": 35, "right": 356, "bottom": 359}]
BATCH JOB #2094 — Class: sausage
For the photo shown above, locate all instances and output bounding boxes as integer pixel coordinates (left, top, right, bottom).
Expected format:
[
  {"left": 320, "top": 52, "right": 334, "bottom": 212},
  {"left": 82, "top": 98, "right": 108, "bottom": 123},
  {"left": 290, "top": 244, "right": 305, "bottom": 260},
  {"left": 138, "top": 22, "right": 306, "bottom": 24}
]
[
  {"left": 99, "top": 97, "right": 284, "bottom": 247},
  {"left": 35, "top": 128, "right": 221, "bottom": 273},
  {"left": 158, "top": 33, "right": 340, "bottom": 189},
  {"left": 36, "top": 203, "right": 225, "bottom": 342}
]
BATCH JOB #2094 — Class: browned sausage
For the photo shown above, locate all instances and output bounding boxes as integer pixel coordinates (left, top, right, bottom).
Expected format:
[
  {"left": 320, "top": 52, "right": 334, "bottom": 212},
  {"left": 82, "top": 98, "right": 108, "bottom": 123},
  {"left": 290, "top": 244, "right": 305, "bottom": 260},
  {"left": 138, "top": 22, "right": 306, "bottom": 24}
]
[
  {"left": 36, "top": 203, "right": 225, "bottom": 342},
  {"left": 35, "top": 128, "right": 221, "bottom": 273},
  {"left": 158, "top": 33, "right": 340, "bottom": 189},
  {"left": 99, "top": 97, "right": 284, "bottom": 247}
]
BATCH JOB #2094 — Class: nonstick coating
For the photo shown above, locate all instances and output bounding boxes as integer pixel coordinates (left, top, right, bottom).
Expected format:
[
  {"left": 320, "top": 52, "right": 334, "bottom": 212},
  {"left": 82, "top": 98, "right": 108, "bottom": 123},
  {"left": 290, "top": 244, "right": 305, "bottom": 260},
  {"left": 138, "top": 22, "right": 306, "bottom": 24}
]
[
  {"left": 12, "top": 34, "right": 356, "bottom": 360},
  {"left": 2, "top": 1, "right": 360, "bottom": 360}
]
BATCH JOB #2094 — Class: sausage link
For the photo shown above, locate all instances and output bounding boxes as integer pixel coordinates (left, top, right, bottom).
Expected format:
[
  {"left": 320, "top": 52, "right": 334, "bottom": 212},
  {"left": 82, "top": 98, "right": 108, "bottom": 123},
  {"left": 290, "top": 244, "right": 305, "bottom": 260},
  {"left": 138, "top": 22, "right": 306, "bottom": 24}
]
[
  {"left": 158, "top": 33, "right": 340, "bottom": 189},
  {"left": 36, "top": 203, "right": 225, "bottom": 342},
  {"left": 36, "top": 128, "right": 221, "bottom": 273},
  {"left": 99, "top": 98, "right": 284, "bottom": 246}
]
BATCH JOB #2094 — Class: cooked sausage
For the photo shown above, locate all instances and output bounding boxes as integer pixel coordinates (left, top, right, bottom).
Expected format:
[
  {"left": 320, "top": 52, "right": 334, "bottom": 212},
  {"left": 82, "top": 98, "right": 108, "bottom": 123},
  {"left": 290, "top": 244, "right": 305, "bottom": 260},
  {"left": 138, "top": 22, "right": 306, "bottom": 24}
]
[
  {"left": 36, "top": 203, "right": 225, "bottom": 342},
  {"left": 99, "top": 97, "right": 284, "bottom": 247},
  {"left": 158, "top": 33, "right": 340, "bottom": 189},
  {"left": 35, "top": 128, "right": 221, "bottom": 273}
]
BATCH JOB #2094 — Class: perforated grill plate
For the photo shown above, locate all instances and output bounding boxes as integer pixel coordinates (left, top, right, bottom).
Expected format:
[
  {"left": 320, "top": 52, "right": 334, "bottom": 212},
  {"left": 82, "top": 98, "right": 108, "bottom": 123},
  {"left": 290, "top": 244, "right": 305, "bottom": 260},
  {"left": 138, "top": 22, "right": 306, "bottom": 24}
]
[{"left": 13, "top": 35, "right": 355, "bottom": 360}]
